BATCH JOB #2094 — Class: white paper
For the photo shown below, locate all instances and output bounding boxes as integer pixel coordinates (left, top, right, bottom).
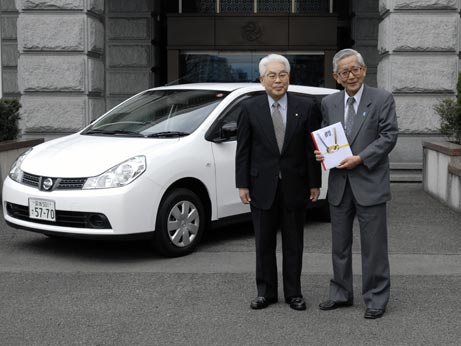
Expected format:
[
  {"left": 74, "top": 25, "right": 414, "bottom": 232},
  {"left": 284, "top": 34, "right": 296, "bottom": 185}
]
[{"left": 311, "top": 122, "right": 353, "bottom": 170}]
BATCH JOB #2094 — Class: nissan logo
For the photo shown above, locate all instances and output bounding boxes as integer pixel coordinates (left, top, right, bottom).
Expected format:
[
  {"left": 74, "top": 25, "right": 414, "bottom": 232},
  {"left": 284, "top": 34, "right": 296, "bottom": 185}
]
[{"left": 42, "top": 178, "right": 54, "bottom": 191}]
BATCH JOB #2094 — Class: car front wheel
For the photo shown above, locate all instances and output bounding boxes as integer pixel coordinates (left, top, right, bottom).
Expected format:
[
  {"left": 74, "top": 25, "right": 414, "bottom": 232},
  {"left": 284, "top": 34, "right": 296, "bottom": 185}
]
[{"left": 153, "top": 188, "right": 205, "bottom": 257}]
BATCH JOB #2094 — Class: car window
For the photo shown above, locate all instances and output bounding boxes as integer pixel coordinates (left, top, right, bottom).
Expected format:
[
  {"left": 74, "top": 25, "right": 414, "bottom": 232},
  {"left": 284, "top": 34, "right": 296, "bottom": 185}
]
[
  {"left": 221, "top": 100, "right": 245, "bottom": 126},
  {"left": 83, "top": 90, "right": 229, "bottom": 138},
  {"left": 205, "top": 91, "right": 263, "bottom": 142}
]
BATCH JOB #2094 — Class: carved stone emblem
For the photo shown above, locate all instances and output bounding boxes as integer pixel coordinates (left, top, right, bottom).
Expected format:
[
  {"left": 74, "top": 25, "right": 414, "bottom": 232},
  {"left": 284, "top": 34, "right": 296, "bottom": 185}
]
[{"left": 242, "top": 22, "right": 262, "bottom": 41}]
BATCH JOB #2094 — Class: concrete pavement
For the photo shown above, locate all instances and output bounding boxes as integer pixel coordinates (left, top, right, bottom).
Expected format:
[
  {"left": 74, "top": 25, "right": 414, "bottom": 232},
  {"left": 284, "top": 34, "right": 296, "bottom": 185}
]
[{"left": 1, "top": 183, "right": 461, "bottom": 346}]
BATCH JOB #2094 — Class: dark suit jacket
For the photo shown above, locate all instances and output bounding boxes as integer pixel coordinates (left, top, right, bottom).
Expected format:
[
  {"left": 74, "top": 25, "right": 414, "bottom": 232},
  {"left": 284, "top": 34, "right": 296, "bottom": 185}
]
[
  {"left": 235, "top": 93, "right": 321, "bottom": 210},
  {"left": 321, "top": 85, "right": 398, "bottom": 207}
]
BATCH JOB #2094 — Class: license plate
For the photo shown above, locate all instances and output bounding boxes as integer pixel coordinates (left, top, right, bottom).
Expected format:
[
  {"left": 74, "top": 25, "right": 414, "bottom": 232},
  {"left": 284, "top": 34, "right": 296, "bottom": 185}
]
[{"left": 29, "top": 198, "right": 56, "bottom": 222}]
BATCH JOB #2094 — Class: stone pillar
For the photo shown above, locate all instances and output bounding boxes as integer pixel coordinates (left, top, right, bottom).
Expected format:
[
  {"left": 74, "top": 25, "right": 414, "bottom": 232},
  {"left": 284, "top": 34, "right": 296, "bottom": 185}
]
[
  {"left": 0, "top": 0, "right": 20, "bottom": 98},
  {"left": 378, "top": 0, "right": 459, "bottom": 168},
  {"left": 106, "top": 0, "right": 157, "bottom": 109},
  {"left": 351, "top": 0, "right": 380, "bottom": 87},
  {"left": 16, "top": 0, "right": 105, "bottom": 139}
]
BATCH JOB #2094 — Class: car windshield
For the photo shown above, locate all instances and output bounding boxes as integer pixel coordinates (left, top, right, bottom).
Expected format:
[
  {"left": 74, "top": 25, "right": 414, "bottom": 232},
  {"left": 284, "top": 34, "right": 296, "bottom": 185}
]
[{"left": 82, "top": 89, "right": 229, "bottom": 138}]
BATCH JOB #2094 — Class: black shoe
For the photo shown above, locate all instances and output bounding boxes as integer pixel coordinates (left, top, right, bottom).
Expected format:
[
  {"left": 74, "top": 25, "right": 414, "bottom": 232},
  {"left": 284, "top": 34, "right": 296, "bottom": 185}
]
[
  {"left": 287, "top": 296, "right": 306, "bottom": 311},
  {"left": 250, "top": 297, "right": 277, "bottom": 310},
  {"left": 364, "top": 308, "right": 385, "bottom": 319},
  {"left": 318, "top": 299, "right": 354, "bottom": 311}
]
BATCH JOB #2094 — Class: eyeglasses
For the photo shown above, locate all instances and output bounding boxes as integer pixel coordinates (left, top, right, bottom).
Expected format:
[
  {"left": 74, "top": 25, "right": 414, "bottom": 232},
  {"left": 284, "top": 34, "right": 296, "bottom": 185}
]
[
  {"left": 337, "top": 66, "right": 363, "bottom": 79},
  {"left": 264, "top": 72, "right": 289, "bottom": 81}
]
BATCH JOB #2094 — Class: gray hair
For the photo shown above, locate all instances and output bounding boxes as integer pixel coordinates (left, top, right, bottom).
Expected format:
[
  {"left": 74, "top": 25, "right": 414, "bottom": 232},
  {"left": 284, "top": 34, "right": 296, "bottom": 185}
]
[
  {"left": 259, "top": 54, "right": 291, "bottom": 77},
  {"left": 332, "top": 49, "right": 365, "bottom": 73}
]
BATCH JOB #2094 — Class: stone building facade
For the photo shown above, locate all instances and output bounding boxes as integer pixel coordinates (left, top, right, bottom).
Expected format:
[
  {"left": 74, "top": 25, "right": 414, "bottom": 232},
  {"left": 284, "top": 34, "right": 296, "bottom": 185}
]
[{"left": 0, "top": 0, "right": 460, "bottom": 170}]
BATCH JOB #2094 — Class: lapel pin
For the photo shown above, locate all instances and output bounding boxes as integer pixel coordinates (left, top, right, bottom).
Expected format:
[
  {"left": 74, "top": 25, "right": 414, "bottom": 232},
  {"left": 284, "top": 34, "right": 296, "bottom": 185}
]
[{"left": 295, "top": 113, "right": 299, "bottom": 117}]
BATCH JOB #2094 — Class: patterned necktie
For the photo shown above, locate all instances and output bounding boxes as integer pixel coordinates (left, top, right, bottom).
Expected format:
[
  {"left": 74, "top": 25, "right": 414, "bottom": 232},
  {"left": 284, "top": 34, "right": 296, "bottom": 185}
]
[
  {"left": 272, "top": 101, "right": 285, "bottom": 152},
  {"left": 346, "top": 96, "right": 356, "bottom": 139}
]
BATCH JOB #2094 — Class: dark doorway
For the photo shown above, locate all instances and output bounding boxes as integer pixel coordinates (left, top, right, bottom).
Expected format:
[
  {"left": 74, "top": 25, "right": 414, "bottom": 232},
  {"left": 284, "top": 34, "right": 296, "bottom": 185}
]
[{"left": 179, "top": 52, "right": 325, "bottom": 86}]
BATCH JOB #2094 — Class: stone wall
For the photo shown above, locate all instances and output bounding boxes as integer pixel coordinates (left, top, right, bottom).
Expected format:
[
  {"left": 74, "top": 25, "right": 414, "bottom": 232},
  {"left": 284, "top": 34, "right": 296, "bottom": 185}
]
[
  {"left": 352, "top": 0, "right": 380, "bottom": 87},
  {"left": 378, "top": 0, "right": 459, "bottom": 167},
  {"left": 0, "top": 0, "right": 19, "bottom": 98},
  {"left": 14, "top": 0, "right": 105, "bottom": 139},
  {"left": 10, "top": 0, "right": 161, "bottom": 138},
  {"left": 105, "top": 0, "right": 159, "bottom": 110},
  {"left": 378, "top": 0, "right": 459, "bottom": 131}
]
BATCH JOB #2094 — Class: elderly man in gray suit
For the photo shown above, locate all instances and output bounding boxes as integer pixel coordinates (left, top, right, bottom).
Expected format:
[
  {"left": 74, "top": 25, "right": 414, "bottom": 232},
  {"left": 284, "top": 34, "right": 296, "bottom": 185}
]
[{"left": 315, "top": 49, "right": 398, "bottom": 319}]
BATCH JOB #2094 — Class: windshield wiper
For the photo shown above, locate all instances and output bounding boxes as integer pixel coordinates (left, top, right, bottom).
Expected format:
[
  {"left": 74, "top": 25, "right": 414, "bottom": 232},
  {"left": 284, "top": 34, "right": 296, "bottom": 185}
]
[
  {"left": 82, "top": 129, "right": 109, "bottom": 135},
  {"left": 83, "top": 129, "right": 144, "bottom": 137},
  {"left": 145, "top": 131, "right": 190, "bottom": 138}
]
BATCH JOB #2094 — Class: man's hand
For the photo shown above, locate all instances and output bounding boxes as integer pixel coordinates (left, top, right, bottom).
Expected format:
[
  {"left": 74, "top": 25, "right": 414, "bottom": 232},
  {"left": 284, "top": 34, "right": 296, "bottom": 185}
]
[
  {"left": 310, "top": 188, "right": 320, "bottom": 202},
  {"left": 239, "top": 188, "right": 251, "bottom": 204},
  {"left": 337, "top": 155, "right": 362, "bottom": 170},
  {"left": 314, "top": 150, "right": 324, "bottom": 162}
]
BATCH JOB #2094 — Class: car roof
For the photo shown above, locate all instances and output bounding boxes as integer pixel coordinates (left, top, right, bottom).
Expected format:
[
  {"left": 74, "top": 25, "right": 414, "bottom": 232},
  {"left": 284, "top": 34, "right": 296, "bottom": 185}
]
[{"left": 151, "top": 83, "right": 339, "bottom": 95}]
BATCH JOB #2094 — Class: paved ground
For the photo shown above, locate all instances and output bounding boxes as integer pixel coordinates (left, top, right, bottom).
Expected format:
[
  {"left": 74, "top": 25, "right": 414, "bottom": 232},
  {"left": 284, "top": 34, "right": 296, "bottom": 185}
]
[{"left": 1, "top": 183, "right": 460, "bottom": 346}]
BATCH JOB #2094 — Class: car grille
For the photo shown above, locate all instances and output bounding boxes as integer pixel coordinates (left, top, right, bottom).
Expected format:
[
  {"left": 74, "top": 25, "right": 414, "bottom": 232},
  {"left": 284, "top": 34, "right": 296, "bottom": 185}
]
[
  {"left": 21, "top": 172, "right": 87, "bottom": 190},
  {"left": 6, "top": 203, "right": 112, "bottom": 229},
  {"left": 22, "top": 172, "right": 40, "bottom": 187}
]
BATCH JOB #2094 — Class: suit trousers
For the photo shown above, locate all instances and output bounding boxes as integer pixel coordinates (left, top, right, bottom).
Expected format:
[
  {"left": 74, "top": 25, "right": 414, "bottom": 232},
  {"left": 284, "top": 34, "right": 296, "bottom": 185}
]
[
  {"left": 250, "top": 179, "right": 305, "bottom": 301},
  {"left": 328, "top": 180, "right": 390, "bottom": 309}
]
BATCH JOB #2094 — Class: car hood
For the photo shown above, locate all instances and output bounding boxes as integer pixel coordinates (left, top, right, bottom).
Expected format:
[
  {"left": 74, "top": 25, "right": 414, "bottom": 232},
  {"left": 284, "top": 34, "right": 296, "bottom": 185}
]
[{"left": 21, "top": 134, "right": 179, "bottom": 177}]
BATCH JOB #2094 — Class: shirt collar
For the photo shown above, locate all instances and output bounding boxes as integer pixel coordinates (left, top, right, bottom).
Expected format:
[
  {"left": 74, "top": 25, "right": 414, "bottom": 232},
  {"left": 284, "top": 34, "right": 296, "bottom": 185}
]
[
  {"left": 268, "top": 93, "right": 288, "bottom": 110},
  {"left": 344, "top": 84, "right": 364, "bottom": 107}
]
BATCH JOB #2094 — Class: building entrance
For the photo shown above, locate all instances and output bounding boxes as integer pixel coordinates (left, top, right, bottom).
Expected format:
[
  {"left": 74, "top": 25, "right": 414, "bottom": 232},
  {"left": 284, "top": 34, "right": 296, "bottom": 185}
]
[{"left": 179, "top": 52, "right": 325, "bottom": 86}]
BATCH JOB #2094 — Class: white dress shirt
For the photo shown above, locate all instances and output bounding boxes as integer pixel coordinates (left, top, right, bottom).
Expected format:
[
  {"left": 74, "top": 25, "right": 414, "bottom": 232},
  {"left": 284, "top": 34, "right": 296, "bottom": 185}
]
[
  {"left": 268, "top": 93, "right": 288, "bottom": 127},
  {"left": 343, "top": 84, "right": 364, "bottom": 124}
]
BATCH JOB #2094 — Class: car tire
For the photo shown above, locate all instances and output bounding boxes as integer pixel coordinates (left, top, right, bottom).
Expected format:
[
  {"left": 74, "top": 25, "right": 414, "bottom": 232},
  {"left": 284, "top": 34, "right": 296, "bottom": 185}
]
[{"left": 153, "top": 188, "right": 206, "bottom": 257}]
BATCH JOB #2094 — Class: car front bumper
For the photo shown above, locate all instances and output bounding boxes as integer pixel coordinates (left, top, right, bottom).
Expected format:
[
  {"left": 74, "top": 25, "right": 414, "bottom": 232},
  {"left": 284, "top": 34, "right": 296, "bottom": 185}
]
[{"left": 2, "top": 175, "right": 163, "bottom": 236}]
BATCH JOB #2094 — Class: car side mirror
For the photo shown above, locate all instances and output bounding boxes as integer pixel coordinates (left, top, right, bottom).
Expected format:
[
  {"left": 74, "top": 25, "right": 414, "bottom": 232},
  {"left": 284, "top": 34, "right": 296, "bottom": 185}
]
[{"left": 220, "top": 122, "right": 237, "bottom": 141}]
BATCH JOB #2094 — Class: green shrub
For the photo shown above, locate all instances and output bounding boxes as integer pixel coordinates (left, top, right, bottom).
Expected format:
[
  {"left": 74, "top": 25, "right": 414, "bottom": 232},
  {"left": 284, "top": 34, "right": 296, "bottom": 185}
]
[
  {"left": 0, "top": 99, "right": 21, "bottom": 141},
  {"left": 434, "top": 99, "right": 461, "bottom": 144},
  {"left": 434, "top": 73, "right": 461, "bottom": 144}
]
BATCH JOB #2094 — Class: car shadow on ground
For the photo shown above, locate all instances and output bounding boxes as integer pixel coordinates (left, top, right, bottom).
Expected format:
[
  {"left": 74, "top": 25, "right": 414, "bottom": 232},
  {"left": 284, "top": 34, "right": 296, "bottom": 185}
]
[
  {"left": 5, "top": 221, "right": 256, "bottom": 262},
  {"left": 14, "top": 234, "right": 160, "bottom": 260},
  {"left": 2, "top": 209, "right": 328, "bottom": 262},
  {"left": 202, "top": 220, "right": 254, "bottom": 243}
]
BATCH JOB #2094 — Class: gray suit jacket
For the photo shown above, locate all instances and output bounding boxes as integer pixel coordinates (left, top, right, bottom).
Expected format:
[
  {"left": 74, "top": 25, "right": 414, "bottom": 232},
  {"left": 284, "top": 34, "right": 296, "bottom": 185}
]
[{"left": 321, "top": 85, "right": 398, "bottom": 206}]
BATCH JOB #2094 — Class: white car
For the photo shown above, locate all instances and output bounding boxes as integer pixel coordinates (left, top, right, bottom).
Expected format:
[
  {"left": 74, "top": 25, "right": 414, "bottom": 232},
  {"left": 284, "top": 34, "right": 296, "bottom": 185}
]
[{"left": 2, "top": 83, "right": 337, "bottom": 257}]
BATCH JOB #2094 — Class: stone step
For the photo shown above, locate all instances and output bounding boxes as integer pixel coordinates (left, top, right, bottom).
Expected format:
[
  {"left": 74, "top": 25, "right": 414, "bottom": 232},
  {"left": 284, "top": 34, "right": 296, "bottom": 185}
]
[
  {"left": 390, "top": 162, "right": 422, "bottom": 183},
  {"left": 390, "top": 162, "right": 422, "bottom": 170},
  {"left": 391, "top": 173, "right": 422, "bottom": 183}
]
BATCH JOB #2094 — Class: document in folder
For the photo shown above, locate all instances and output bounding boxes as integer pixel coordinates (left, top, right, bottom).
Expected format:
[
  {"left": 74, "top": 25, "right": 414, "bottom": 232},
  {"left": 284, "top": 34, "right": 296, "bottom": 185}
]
[{"left": 311, "top": 122, "right": 353, "bottom": 170}]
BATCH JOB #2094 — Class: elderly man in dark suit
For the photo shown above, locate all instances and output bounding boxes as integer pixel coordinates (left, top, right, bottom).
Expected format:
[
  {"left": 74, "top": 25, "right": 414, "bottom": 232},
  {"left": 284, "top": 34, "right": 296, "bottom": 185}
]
[
  {"left": 316, "top": 49, "right": 398, "bottom": 319},
  {"left": 236, "top": 54, "right": 321, "bottom": 311}
]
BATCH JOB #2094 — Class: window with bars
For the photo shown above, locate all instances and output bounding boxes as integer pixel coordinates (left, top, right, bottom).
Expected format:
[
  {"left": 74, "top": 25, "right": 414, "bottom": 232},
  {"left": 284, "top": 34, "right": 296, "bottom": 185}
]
[
  {"left": 257, "top": 0, "right": 290, "bottom": 13},
  {"left": 181, "top": 0, "right": 215, "bottom": 13},
  {"left": 177, "top": 0, "right": 330, "bottom": 13},
  {"left": 221, "top": 0, "right": 253, "bottom": 13},
  {"left": 297, "top": 0, "right": 324, "bottom": 12}
]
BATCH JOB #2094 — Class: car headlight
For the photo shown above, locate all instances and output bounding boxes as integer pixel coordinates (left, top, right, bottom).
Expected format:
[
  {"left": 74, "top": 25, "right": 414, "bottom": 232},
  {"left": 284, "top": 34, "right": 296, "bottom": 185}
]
[
  {"left": 9, "top": 148, "right": 33, "bottom": 183},
  {"left": 83, "top": 156, "right": 146, "bottom": 189}
]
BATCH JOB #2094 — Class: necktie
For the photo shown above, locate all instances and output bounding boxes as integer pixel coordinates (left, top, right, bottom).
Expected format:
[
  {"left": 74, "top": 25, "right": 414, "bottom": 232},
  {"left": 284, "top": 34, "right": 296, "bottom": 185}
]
[
  {"left": 346, "top": 96, "right": 356, "bottom": 139},
  {"left": 272, "top": 101, "right": 285, "bottom": 153}
]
